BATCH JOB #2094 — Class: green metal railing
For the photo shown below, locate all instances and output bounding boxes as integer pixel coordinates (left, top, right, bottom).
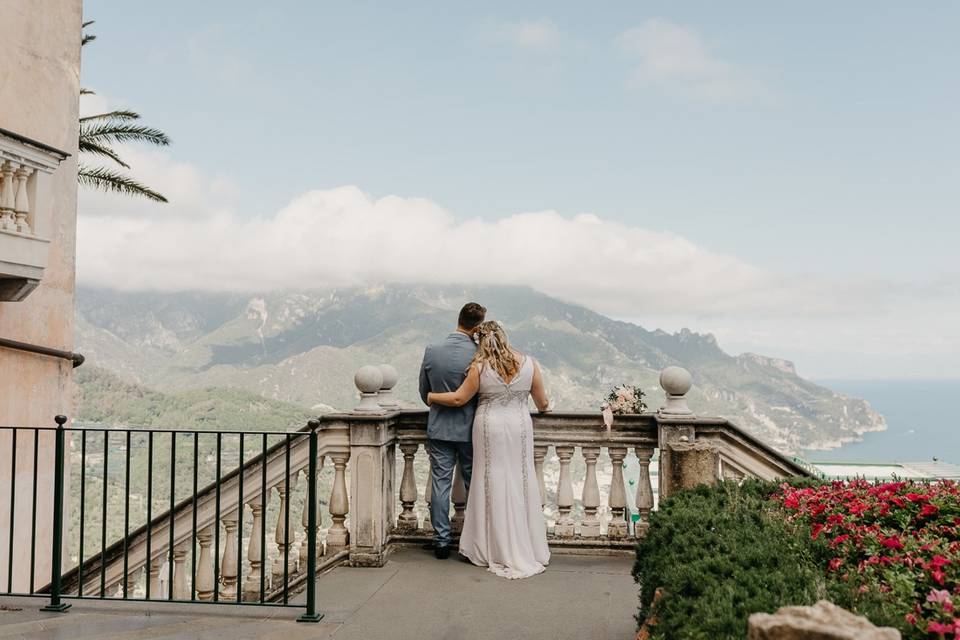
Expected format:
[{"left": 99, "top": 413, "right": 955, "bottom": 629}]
[{"left": 0, "top": 417, "right": 323, "bottom": 622}]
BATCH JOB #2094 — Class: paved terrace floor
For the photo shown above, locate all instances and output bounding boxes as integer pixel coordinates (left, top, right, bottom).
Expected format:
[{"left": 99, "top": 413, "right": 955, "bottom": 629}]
[{"left": 0, "top": 549, "right": 637, "bottom": 639}]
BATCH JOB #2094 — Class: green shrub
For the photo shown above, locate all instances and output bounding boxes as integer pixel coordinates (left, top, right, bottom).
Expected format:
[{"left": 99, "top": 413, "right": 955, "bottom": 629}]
[{"left": 632, "top": 480, "right": 823, "bottom": 639}]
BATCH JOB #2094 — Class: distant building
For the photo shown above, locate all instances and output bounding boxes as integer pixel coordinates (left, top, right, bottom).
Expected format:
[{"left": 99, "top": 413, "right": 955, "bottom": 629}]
[
  {"left": 812, "top": 460, "right": 960, "bottom": 481},
  {"left": 0, "top": 1, "right": 83, "bottom": 591}
]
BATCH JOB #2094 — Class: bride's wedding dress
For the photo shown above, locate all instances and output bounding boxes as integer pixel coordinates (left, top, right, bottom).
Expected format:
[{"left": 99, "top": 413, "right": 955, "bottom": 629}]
[{"left": 459, "top": 356, "right": 550, "bottom": 579}]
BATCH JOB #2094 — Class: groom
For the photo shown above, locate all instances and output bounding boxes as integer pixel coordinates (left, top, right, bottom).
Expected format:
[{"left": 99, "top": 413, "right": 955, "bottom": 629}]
[{"left": 418, "top": 302, "right": 486, "bottom": 559}]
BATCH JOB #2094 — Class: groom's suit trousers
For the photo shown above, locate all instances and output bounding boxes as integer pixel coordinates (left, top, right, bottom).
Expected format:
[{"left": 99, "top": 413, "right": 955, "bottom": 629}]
[{"left": 427, "top": 439, "right": 473, "bottom": 547}]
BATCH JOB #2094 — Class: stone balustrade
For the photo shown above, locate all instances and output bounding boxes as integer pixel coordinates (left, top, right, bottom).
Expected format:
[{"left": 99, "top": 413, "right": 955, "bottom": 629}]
[
  {"left": 60, "top": 426, "right": 352, "bottom": 602},
  {"left": 0, "top": 128, "right": 68, "bottom": 301},
  {"left": 57, "top": 364, "right": 808, "bottom": 602}
]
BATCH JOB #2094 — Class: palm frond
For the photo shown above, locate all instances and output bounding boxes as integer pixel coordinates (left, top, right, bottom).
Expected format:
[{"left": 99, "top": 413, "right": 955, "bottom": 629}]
[
  {"left": 78, "top": 139, "right": 130, "bottom": 168},
  {"left": 79, "top": 121, "right": 171, "bottom": 147},
  {"left": 80, "top": 110, "right": 141, "bottom": 124},
  {"left": 80, "top": 88, "right": 96, "bottom": 96},
  {"left": 78, "top": 165, "right": 168, "bottom": 203},
  {"left": 82, "top": 21, "right": 96, "bottom": 46}
]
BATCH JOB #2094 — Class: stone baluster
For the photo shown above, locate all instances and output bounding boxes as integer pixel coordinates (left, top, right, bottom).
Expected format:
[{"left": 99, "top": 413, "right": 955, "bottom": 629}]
[
  {"left": 220, "top": 509, "right": 239, "bottom": 599},
  {"left": 450, "top": 460, "right": 466, "bottom": 534},
  {"left": 327, "top": 453, "right": 350, "bottom": 548},
  {"left": 635, "top": 447, "right": 655, "bottom": 532},
  {"left": 125, "top": 567, "right": 139, "bottom": 598},
  {"left": 13, "top": 165, "right": 32, "bottom": 234},
  {"left": 195, "top": 526, "right": 215, "bottom": 601},
  {"left": 300, "top": 455, "right": 325, "bottom": 566},
  {"left": 273, "top": 470, "right": 298, "bottom": 580},
  {"left": 149, "top": 556, "right": 162, "bottom": 598},
  {"left": 607, "top": 447, "right": 629, "bottom": 538},
  {"left": 397, "top": 443, "right": 420, "bottom": 531},
  {"left": 554, "top": 445, "right": 576, "bottom": 537},
  {"left": 580, "top": 446, "right": 601, "bottom": 538},
  {"left": 0, "top": 161, "right": 15, "bottom": 231},
  {"left": 422, "top": 449, "right": 433, "bottom": 532},
  {"left": 172, "top": 544, "right": 189, "bottom": 600},
  {"left": 242, "top": 496, "right": 266, "bottom": 598},
  {"left": 533, "top": 445, "right": 548, "bottom": 508}
]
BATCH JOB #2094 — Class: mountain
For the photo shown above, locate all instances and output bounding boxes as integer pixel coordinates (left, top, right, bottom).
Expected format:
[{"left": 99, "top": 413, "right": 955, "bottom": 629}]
[
  {"left": 75, "top": 285, "right": 885, "bottom": 455},
  {"left": 75, "top": 365, "right": 314, "bottom": 431}
]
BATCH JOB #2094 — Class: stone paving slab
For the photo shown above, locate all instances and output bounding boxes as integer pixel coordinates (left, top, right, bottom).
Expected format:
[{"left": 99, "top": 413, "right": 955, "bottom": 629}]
[{"left": 0, "top": 549, "right": 638, "bottom": 639}]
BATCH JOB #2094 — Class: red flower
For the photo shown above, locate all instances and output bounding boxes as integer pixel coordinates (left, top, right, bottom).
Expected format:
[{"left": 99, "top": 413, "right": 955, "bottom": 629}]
[
  {"left": 879, "top": 535, "right": 904, "bottom": 550},
  {"left": 927, "top": 621, "right": 953, "bottom": 633},
  {"left": 811, "top": 523, "right": 825, "bottom": 540},
  {"left": 920, "top": 503, "right": 940, "bottom": 518},
  {"left": 906, "top": 493, "right": 930, "bottom": 503},
  {"left": 828, "top": 557, "right": 843, "bottom": 571},
  {"left": 830, "top": 534, "right": 850, "bottom": 549}
]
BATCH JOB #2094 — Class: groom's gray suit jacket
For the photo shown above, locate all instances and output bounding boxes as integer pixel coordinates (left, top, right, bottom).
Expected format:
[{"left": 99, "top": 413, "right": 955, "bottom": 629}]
[{"left": 418, "top": 332, "right": 477, "bottom": 442}]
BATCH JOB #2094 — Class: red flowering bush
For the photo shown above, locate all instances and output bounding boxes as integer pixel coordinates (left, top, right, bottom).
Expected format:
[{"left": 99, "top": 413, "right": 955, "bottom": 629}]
[{"left": 777, "top": 479, "right": 960, "bottom": 638}]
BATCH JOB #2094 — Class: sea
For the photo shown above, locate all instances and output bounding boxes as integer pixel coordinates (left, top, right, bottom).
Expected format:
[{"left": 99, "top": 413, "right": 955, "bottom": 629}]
[{"left": 801, "top": 379, "right": 960, "bottom": 465}]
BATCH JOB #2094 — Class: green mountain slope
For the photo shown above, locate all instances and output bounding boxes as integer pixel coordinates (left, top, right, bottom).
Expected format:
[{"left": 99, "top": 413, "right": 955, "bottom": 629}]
[{"left": 75, "top": 285, "right": 885, "bottom": 454}]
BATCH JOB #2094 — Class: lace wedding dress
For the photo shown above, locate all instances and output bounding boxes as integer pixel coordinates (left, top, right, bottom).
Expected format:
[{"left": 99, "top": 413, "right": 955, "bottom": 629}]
[{"left": 459, "top": 356, "right": 550, "bottom": 579}]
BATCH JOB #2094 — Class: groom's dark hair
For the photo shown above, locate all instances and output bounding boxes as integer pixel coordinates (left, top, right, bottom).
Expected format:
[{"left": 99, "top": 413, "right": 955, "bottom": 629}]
[{"left": 458, "top": 302, "right": 486, "bottom": 331}]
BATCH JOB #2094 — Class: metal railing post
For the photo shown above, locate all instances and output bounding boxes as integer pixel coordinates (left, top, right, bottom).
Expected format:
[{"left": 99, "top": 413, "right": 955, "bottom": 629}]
[
  {"left": 297, "top": 420, "right": 323, "bottom": 623},
  {"left": 41, "top": 415, "right": 71, "bottom": 612}
]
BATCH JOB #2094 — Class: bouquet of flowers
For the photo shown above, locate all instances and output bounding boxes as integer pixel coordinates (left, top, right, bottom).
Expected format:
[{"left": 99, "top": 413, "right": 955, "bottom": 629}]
[{"left": 602, "top": 384, "right": 647, "bottom": 415}]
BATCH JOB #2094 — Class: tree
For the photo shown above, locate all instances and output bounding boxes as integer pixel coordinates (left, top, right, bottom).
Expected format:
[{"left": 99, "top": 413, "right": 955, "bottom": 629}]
[{"left": 78, "top": 21, "right": 171, "bottom": 203}]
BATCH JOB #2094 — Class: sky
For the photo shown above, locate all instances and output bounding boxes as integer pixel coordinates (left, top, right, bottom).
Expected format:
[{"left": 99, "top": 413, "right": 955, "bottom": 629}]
[{"left": 77, "top": 1, "right": 960, "bottom": 379}]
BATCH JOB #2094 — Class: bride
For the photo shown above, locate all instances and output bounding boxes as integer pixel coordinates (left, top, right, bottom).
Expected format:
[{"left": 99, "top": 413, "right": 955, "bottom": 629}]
[{"left": 427, "top": 320, "right": 551, "bottom": 579}]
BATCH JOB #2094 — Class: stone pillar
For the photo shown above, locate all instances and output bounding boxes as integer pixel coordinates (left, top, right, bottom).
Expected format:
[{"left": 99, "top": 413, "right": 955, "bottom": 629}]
[
  {"left": 346, "top": 413, "right": 396, "bottom": 567},
  {"left": 656, "top": 366, "right": 698, "bottom": 500},
  {"left": 662, "top": 440, "right": 720, "bottom": 493}
]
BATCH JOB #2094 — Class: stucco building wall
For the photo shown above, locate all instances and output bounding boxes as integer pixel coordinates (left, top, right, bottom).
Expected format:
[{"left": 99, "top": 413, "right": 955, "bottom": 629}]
[{"left": 0, "top": 0, "right": 83, "bottom": 591}]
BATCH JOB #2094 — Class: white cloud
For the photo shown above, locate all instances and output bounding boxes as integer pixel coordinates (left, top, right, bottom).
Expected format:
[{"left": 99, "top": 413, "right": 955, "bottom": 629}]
[
  {"left": 494, "top": 19, "right": 562, "bottom": 51},
  {"left": 76, "top": 151, "right": 894, "bottom": 318},
  {"left": 76, "top": 152, "right": 960, "bottom": 377},
  {"left": 616, "top": 19, "right": 769, "bottom": 104}
]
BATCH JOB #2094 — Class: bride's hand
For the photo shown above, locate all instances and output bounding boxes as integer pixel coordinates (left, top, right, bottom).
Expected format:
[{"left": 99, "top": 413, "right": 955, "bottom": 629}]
[{"left": 426, "top": 393, "right": 434, "bottom": 406}]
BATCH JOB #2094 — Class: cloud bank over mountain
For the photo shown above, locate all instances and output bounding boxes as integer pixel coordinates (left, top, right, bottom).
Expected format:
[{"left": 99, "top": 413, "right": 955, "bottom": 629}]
[{"left": 76, "top": 147, "right": 959, "bottom": 378}]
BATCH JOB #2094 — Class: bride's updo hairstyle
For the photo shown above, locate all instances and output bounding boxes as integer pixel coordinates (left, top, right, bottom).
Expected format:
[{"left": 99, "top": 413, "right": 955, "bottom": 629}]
[{"left": 470, "top": 320, "right": 522, "bottom": 382}]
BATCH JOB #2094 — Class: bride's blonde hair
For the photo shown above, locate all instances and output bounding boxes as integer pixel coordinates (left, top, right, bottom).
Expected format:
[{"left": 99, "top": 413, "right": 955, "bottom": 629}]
[{"left": 470, "top": 320, "right": 522, "bottom": 382}]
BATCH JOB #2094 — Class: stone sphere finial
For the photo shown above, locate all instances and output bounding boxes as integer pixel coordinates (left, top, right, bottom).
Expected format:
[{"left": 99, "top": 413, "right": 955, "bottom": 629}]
[
  {"left": 377, "top": 364, "right": 401, "bottom": 410},
  {"left": 660, "top": 366, "right": 692, "bottom": 397},
  {"left": 659, "top": 366, "right": 694, "bottom": 416},
  {"left": 354, "top": 365, "right": 385, "bottom": 413},
  {"left": 378, "top": 364, "right": 398, "bottom": 391}
]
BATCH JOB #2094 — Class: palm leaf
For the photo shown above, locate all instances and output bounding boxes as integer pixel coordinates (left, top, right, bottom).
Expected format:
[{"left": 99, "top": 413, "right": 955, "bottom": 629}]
[
  {"left": 82, "top": 21, "right": 96, "bottom": 46},
  {"left": 81, "top": 88, "right": 96, "bottom": 96},
  {"left": 80, "top": 110, "right": 142, "bottom": 124},
  {"left": 78, "top": 139, "right": 130, "bottom": 168},
  {"left": 78, "top": 165, "right": 168, "bottom": 203},
  {"left": 79, "top": 121, "right": 171, "bottom": 147}
]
